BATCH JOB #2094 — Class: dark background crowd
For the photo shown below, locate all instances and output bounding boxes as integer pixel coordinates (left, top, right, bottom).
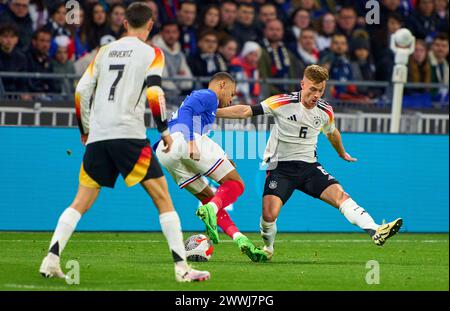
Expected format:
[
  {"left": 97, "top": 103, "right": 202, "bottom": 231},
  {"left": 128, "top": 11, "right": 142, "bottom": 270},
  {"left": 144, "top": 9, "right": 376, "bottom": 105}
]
[{"left": 0, "top": 0, "right": 448, "bottom": 106}]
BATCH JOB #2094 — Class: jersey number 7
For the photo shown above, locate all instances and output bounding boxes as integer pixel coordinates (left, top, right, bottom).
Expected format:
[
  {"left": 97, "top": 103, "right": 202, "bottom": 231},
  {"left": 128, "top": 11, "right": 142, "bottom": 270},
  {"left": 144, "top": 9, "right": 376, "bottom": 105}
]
[{"left": 108, "top": 64, "right": 125, "bottom": 101}]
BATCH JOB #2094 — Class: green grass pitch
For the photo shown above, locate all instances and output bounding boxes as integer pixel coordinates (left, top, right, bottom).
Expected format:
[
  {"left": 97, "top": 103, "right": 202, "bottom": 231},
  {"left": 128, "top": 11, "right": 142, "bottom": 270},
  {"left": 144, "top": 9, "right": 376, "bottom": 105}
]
[{"left": 0, "top": 232, "right": 447, "bottom": 291}]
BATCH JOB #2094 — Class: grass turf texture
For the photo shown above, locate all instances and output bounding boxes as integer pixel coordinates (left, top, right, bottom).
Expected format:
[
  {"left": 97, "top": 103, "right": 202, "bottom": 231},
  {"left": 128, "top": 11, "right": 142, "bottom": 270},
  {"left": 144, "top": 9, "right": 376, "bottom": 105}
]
[{"left": 0, "top": 232, "right": 447, "bottom": 291}]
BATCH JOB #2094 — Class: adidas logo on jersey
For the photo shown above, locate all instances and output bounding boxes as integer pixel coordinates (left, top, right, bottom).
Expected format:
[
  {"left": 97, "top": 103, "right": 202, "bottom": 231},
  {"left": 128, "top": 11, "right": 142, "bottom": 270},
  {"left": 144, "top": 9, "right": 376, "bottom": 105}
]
[{"left": 287, "top": 115, "right": 297, "bottom": 122}]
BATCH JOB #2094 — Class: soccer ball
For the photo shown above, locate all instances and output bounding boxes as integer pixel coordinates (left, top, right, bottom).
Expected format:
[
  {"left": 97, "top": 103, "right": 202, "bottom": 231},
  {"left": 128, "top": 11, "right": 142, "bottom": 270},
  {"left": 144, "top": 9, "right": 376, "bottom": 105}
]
[{"left": 184, "top": 234, "right": 214, "bottom": 262}]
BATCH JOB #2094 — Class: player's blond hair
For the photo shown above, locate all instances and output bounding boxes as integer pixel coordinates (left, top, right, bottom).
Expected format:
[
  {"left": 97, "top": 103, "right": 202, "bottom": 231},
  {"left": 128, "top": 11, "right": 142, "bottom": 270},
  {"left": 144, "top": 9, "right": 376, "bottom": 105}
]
[{"left": 304, "top": 65, "right": 329, "bottom": 83}]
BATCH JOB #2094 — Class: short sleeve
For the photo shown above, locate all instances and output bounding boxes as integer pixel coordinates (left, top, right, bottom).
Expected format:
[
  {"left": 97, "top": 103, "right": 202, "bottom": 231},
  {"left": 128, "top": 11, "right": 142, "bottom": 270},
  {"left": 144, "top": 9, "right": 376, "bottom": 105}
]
[
  {"left": 319, "top": 103, "right": 336, "bottom": 135},
  {"left": 146, "top": 47, "right": 165, "bottom": 78}
]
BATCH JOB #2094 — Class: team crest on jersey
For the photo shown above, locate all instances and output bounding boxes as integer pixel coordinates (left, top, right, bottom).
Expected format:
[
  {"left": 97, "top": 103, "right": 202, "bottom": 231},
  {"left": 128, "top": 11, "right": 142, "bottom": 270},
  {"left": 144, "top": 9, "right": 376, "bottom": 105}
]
[
  {"left": 268, "top": 180, "right": 278, "bottom": 189},
  {"left": 313, "top": 116, "right": 322, "bottom": 127}
]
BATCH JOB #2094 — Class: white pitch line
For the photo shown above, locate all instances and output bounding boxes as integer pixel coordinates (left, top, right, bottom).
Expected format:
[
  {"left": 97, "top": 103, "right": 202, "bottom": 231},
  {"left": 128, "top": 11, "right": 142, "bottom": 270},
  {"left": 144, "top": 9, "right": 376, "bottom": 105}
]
[{"left": 0, "top": 239, "right": 447, "bottom": 243}]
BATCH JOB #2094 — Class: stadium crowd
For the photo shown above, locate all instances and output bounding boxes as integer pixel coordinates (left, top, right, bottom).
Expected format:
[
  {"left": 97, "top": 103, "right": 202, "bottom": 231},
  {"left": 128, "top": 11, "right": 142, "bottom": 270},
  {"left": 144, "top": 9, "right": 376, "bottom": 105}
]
[{"left": 0, "top": 0, "right": 448, "bottom": 105}]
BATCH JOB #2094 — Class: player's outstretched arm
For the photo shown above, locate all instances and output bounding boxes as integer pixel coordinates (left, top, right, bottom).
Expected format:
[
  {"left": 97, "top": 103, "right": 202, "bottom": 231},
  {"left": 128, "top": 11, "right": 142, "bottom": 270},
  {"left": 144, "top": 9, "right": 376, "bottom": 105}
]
[
  {"left": 326, "top": 128, "right": 357, "bottom": 162},
  {"left": 216, "top": 105, "right": 255, "bottom": 119}
]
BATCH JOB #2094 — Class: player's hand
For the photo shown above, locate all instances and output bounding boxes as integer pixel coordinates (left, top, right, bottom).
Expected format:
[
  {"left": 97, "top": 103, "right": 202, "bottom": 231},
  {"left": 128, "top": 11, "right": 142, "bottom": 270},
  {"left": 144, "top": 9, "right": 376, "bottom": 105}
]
[
  {"left": 81, "top": 134, "right": 88, "bottom": 145},
  {"left": 340, "top": 152, "right": 357, "bottom": 162},
  {"left": 188, "top": 140, "right": 200, "bottom": 161},
  {"left": 161, "top": 135, "right": 173, "bottom": 153}
]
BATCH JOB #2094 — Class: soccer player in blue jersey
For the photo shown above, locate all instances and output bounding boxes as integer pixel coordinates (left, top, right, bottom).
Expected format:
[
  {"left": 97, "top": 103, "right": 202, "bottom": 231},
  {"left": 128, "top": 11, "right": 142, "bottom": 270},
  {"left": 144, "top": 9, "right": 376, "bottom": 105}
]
[{"left": 155, "top": 72, "right": 268, "bottom": 262}]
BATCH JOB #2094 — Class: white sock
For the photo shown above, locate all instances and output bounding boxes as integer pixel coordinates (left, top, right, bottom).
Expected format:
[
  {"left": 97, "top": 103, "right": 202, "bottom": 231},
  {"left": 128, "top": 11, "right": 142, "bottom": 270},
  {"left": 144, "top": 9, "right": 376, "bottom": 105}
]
[
  {"left": 209, "top": 202, "right": 219, "bottom": 214},
  {"left": 260, "top": 217, "right": 277, "bottom": 252},
  {"left": 159, "top": 211, "right": 187, "bottom": 268},
  {"left": 339, "top": 198, "right": 379, "bottom": 231},
  {"left": 232, "top": 232, "right": 244, "bottom": 241},
  {"left": 49, "top": 207, "right": 81, "bottom": 256}
]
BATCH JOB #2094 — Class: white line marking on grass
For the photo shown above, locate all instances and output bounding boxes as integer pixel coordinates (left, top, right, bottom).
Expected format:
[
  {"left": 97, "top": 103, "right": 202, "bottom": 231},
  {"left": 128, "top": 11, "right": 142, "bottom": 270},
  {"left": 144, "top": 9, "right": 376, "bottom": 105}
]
[{"left": 0, "top": 239, "right": 447, "bottom": 243}]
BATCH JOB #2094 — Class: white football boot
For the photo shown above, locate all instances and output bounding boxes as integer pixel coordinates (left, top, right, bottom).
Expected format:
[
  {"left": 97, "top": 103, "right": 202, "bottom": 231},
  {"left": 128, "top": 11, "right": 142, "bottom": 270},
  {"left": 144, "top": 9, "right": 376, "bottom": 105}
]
[
  {"left": 262, "top": 246, "right": 273, "bottom": 261},
  {"left": 175, "top": 264, "right": 210, "bottom": 282},
  {"left": 39, "top": 253, "right": 66, "bottom": 279}
]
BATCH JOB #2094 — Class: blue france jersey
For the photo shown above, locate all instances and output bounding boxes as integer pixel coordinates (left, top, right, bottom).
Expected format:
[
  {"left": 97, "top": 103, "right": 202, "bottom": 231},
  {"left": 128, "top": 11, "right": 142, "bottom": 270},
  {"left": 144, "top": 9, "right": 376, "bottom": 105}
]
[{"left": 168, "top": 89, "right": 219, "bottom": 141}]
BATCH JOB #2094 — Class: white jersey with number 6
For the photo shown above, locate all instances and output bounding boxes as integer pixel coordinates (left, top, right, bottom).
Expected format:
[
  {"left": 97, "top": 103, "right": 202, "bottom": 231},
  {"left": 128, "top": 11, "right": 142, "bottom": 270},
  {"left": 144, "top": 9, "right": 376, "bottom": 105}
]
[{"left": 260, "top": 92, "right": 335, "bottom": 163}]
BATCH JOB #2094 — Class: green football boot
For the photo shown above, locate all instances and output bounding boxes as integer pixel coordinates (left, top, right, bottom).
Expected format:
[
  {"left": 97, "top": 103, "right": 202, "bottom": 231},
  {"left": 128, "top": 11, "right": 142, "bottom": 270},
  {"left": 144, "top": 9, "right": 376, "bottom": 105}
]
[
  {"left": 196, "top": 203, "right": 219, "bottom": 244},
  {"left": 235, "top": 235, "right": 268, "bottom": 262}
]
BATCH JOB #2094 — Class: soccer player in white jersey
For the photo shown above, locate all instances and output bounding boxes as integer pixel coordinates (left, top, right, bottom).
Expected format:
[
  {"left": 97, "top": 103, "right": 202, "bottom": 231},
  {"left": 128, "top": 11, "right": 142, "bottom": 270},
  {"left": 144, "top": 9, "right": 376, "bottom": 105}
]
[
  {"left": 216, "top": 65, "right": 403, "bottom": 259},
  {"left": 39, "top": 3, "right": 210, "bottom": 282}
]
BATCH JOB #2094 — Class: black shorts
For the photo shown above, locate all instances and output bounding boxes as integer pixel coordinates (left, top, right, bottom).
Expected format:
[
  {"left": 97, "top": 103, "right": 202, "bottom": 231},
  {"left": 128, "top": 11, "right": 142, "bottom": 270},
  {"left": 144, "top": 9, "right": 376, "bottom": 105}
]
[
  {"left": 263, "top": 161, "right": 340, "bottom": 204},
  {"left": 79, "top": 139, "right": 163, "bottom": 188}
]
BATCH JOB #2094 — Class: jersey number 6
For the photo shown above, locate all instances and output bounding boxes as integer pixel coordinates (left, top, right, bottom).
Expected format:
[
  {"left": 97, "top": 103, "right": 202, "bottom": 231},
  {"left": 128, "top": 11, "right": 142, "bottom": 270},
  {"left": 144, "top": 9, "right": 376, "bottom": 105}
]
[
  {"left": 299, "top": 126, "right": 308, "bottom": 139},
  {"left": 108, "top": 64, "right": 125, "bottom": 101}
]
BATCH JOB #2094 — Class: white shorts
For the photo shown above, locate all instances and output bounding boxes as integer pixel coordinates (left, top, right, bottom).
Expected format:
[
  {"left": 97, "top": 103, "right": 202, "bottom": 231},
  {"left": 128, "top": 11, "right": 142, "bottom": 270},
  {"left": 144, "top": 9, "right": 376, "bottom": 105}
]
[{"left": 155, "top": 132, "right": 235, "bottom": 194}]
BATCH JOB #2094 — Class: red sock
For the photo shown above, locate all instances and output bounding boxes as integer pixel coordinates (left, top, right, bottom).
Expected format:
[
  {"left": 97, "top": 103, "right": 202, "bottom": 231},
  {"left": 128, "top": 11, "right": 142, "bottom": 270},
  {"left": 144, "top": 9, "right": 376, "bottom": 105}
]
[
  {"left": 210, "top": 180, "right": 244, "bottom": 210},
  {"left": 201, "top": 197, "right": 240, "bottom": 239}
]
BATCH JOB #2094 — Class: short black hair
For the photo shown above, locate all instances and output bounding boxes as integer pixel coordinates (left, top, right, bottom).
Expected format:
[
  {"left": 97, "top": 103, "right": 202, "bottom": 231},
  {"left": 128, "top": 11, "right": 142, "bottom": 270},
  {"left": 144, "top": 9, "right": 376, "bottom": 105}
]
[
  {"left": 32, "top": 27, "right": 52, "bottom": 40},
  {"left": 179, "top": 0, "right": 197, "bottom": 9},
  {"left": 209, "top": 72, "right": 235, "bottom": 84},
  {"left": 0, "top": 23, "right": 19, "bottom": 37},
  {"left": 161, "top": 20, "right": 179, "bottom": 30},
  {"left": 125, "top": 2, "right": 153, "bottom": 29},
  {"left": 434, "top": 33, "right": 449, "bottom": 42}
]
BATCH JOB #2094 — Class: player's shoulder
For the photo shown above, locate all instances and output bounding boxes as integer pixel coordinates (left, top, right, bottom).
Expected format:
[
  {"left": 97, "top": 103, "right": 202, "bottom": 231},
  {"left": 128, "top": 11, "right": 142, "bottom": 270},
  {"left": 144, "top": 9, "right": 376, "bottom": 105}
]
[
  {"left": 315, "top": 98, "right": 334, "bottom": 119},
  {"left": 262, "top": 92, "right": 299, "bottom": 110},
  {"left": 191, "top": 89, "right": 217, "bottom": 103}
]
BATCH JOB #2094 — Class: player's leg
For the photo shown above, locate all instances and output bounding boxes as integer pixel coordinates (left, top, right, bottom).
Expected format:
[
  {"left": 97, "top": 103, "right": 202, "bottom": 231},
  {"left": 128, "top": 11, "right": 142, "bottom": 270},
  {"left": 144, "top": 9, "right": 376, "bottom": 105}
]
[
  {"left": 141, "top": 177, "right": 209, "bottom": 282},
  {"left": 260, "top": 195, "right": 284, "bottom": 260},
  {"left": 40, "top": 141, "right": 117, "bottom": 278},
  {"left": 195, "top": 186, "right": 268, "bottom": 262},
  {"left": 320, "top": 183, "right": 402, "bottom": 246},
  {"left": 260, "top": 164, "right": 297, "bottom": 260},
  {"left": 112, "top": 138, "right": 209, "bottom": 282},
  {"left": 305, "top": 163, "right": 402, "bottom": 246}
]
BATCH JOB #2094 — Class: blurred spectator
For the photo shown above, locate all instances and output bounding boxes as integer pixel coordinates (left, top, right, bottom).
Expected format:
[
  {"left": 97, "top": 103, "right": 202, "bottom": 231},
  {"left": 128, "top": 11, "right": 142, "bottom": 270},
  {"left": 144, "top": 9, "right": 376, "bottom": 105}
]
[
  {"left": 74, "top": 34, "right": 115, "bottom": 75},
  {"left": 187, "top": 30, "right": 227, "bottom": 83},
  {"left": 29, "top": 0, "right": 48, "bottom": 31},
  {"left": 0, "top": 23, "right": 28, "bottom": 92},
  {"left": 44, "top": 2, "right": 70, "bottom": 38},
  {"left": 285, "top": 8, "right": 311, "bottom": 44},
  {"left": 350, "top": 37, "right": 378, "bottom": 98},
  {"left": 67, "top": 6, "right": 88, "bottom": 61},
  {"left": 197, "top": 4, "right": 224, "bottom": 39},
  {"left": 435, "top": 0, "right": 449, "bottom": 25},
  {"left": 109, "top": 3, "right": 125, "bottom": 39},
  {"left": 373, "top": 13, "right": 403, "bottom": 82},
  {"left": 0, "top": 0, "right": 33, "bottom": 52},
  {"left": 220, "top": 0, "right": 238, "bottom": 35},
  {"left": 428, "top": 33, "right": 449, "bottom": 100},
  {"left": 259, "top": 19, "right": 302, "bottom": 95},
  {"left": 321, "top": 33, "right": 369, "bottom": 102},
  {"left": 218, "top": 36, "right": 238, "bottom": 68},
  {"left": 142, "top": 0, "right": 161, "bottom": 38},
  {"left": 231, "top": 3, "right": 258, "bottom": 48},
  {"left": 152, "top": 21, "right": 193, "bottom": 95},
  {"left": 336, "top": 6, "right": 366, "bottom": 45},
  {"left": 26, "top": 27, "right": 60, "bottom": 93},
  {"left": 177, "top": 0, "right": 197, "bottom": 56},
  {"left": 407, "top": 39, "right": 432, "bottom": 93},
  {"left": 229, "top": 40, "right": 261, "bottom": 104},
  {"left": 316, "top": 12, "right": 336, "bottom": 52},
  {"left": 51, "top": 35, "right": 75, "bottom": 94},
  {"left": 156, "top": 0, "right": 178, "bottom": 24},
  {"left": 256, "top": 2, "right": 278, "bottom": 38},
  {"left": 289, "top": 27, "right": 320, "bottom": 67},
  {"left": 407, "top": 0, "right": 447, "bottom": 44},
  {"left": 292, "top": 0, "right": 324, "bottom": 18},
  {"left": 84, "top": 3, "right": 110, "bottom": 52}
]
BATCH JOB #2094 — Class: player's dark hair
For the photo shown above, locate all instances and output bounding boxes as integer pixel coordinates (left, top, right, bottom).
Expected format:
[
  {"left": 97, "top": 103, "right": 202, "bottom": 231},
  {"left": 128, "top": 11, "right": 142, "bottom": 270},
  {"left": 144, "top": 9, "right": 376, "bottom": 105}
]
[
  {"left": 0, "top": 23, "right": 19, "bottom": 37},
  {"left": 209, "top": 72, "right": 236, "bottom": 85},
  {"left": 125, "top": 2, "right": 153, "bottom": 29}
]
